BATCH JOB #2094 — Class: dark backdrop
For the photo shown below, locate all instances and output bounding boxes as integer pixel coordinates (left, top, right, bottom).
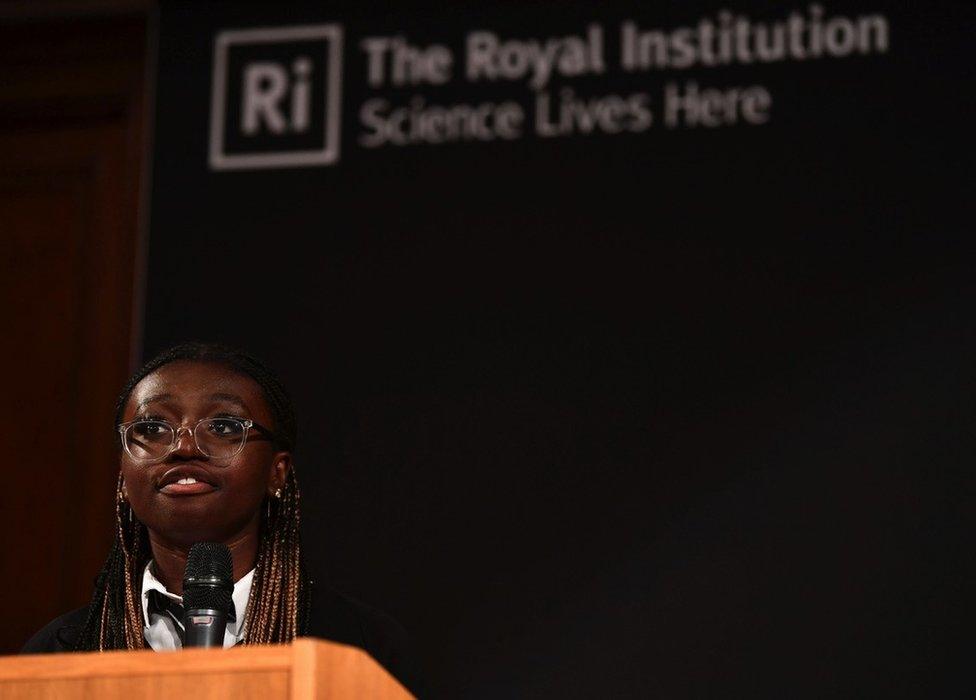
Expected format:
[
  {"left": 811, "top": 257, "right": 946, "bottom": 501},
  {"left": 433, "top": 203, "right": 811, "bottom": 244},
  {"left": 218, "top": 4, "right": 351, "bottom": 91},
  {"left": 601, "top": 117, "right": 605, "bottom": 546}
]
[{"left": 145, "top": 2, "right": 973, "bottom": 696}]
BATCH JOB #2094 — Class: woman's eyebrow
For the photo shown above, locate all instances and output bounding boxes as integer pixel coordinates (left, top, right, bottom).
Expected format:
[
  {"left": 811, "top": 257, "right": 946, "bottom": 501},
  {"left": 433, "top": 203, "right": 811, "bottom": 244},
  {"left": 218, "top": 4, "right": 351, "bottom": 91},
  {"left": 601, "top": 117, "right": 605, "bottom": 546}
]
[
  {"left": 136, "top": 393, "right": 173, "bottom": 411},
  {"left": 208, "top": 392, "right": 249, "bottom": 411}
]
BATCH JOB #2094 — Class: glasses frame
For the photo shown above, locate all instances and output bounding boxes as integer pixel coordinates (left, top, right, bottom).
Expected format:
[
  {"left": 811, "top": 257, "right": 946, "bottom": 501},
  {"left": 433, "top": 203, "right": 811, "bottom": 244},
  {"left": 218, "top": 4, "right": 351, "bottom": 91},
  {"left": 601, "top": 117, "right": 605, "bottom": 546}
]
[{"left": 117, "top": 416, "right": 278, "bottom": 464}]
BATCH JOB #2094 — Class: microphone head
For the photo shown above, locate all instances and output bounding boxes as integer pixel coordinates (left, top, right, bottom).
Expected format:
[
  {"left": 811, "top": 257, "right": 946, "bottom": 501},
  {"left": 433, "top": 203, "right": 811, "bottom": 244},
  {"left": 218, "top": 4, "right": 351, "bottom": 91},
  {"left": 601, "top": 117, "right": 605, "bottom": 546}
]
[{"left": 183, "top": 542, "right": 233, "bottom": 613}]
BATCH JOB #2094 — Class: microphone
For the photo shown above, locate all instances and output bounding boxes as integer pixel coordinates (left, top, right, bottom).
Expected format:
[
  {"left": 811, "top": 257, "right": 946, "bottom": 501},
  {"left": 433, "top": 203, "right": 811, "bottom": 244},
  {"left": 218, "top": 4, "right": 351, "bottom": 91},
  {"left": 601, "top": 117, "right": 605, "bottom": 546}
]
[{"left": 182, "top": 542, "right": 234, "bottom": 648}]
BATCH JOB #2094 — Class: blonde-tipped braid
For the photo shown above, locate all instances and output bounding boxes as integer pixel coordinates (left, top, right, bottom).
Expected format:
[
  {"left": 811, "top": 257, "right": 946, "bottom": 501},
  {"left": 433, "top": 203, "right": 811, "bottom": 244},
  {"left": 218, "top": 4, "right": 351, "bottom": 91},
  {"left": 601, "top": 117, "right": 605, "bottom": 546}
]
[{"left": 240, "top": 468, "right": 307, "bottom": 644}]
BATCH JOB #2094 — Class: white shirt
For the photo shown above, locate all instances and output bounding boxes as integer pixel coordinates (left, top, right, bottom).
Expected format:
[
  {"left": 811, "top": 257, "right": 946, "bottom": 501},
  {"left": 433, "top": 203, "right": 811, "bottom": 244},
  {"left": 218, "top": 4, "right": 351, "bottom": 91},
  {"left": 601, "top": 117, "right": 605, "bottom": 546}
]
[{"left": 141, "top": 561, "right": 254, "bottom": 650}]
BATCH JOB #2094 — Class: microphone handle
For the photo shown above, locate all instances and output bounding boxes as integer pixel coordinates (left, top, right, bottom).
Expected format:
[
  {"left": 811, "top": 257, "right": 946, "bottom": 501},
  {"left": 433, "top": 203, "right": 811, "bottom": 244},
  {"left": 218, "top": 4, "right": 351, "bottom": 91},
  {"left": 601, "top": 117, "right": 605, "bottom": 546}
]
[{"left": 183, "top": 608, "right": 227, "bottom": 648}]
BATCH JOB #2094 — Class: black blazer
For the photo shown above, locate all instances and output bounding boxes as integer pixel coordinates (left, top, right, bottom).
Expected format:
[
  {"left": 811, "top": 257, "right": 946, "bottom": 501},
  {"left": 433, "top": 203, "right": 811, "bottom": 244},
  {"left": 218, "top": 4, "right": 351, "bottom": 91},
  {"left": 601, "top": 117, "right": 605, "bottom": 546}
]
[{"left": 22, "top": 585, "right": 423, "bottom": 697}]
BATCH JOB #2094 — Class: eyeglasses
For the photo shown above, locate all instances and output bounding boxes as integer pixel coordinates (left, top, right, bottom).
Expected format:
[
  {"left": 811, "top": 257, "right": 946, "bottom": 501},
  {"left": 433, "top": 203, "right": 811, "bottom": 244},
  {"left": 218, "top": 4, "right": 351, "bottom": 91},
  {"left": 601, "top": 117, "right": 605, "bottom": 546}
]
[{"left": 117, "top": 416, "right": 277, "bottom": 463}]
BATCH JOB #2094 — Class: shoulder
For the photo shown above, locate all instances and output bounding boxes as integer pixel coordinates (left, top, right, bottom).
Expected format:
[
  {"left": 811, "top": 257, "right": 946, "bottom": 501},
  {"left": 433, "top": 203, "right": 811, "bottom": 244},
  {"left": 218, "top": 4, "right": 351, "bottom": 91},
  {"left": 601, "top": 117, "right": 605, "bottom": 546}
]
[
  {"left": 21, "top": 606, "right": 90, "bottom": 654},
  {"left": 306, "top": 586, "right": 423, "bottom": 697}
]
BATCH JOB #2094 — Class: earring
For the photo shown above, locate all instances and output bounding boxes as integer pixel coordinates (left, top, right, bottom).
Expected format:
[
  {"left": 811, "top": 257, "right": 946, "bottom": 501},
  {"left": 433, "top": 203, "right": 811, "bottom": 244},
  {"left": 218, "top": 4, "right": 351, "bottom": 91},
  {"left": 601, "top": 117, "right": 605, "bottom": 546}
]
[
  {"left": 266, "top": 487, "right": 283, "bottom": 520},
  {"left": 266, "top": 488, "right": 282, "bottom": 521},
  {"left": 117, "top": 482, "right": 132, "bottom": 522}
]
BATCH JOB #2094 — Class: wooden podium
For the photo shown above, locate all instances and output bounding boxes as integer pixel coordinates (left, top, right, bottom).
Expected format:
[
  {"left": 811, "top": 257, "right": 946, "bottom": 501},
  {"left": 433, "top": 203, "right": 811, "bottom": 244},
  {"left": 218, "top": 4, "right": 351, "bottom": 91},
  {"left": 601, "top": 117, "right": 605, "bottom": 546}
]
[{"left": 0, "top": 639, "right": 413, "bottom": 699}]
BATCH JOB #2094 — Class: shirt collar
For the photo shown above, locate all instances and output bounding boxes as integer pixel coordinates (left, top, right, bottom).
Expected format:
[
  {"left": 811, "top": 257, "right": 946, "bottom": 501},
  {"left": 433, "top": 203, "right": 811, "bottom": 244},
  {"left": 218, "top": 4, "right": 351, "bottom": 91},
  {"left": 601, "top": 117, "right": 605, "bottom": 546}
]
[{"left": 141, "top": 561, "right": 255, "bottom": 638}]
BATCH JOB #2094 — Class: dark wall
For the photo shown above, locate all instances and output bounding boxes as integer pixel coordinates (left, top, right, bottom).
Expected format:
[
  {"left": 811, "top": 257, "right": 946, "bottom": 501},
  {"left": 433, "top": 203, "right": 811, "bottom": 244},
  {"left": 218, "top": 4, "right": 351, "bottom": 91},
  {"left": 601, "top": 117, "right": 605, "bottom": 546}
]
[
  {"left": 145, "top": 2, "right": 973, "bottom": 696},
  {"left": 0, "top": 14, "right": 146, "bottom": 654}
]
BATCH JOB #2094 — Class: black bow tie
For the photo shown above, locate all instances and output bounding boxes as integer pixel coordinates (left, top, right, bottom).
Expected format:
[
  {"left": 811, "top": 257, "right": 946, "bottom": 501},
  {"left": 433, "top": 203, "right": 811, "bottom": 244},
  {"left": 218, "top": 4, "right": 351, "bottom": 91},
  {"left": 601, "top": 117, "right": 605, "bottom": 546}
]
[{"left": 145, "top": 589, "right": 237, "bottom": 644}]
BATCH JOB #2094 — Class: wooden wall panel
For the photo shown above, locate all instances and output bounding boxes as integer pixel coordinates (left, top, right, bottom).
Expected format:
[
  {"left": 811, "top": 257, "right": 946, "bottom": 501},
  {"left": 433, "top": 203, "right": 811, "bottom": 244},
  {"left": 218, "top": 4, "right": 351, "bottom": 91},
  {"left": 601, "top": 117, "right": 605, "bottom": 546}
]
[{"left": 0, "top": 14, "right": 147, "bottom": 653}]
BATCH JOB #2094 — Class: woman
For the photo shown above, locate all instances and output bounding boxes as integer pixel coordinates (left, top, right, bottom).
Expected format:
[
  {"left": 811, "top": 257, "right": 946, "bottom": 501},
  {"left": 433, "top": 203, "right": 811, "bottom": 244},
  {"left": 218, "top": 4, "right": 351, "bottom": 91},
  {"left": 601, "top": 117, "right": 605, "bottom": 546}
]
[{"left": 23, "top": 342, "right": 420, "bottom": 695}]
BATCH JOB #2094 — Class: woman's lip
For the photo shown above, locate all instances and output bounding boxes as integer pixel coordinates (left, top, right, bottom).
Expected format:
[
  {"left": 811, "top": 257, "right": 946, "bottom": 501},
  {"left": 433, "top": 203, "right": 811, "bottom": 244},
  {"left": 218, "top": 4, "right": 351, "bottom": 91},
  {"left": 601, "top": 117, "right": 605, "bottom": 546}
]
[{"left": 158, "top": 481, "right": 217, "bottom": 496}]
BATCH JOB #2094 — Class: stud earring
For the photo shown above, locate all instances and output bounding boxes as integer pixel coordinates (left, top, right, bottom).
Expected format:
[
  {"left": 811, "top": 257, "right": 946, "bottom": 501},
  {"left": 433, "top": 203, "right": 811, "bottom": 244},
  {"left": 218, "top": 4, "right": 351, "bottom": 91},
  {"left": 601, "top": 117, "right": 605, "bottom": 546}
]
[{"left": 266, "top": 488, "right": 282, "bottom": 520}]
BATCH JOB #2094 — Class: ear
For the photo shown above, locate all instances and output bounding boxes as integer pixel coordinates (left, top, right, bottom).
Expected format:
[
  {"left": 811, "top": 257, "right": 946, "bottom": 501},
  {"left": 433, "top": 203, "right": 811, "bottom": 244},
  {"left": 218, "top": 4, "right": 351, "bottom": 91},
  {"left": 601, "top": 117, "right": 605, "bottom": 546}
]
[{"left": 267, "top": 451, "right": 293, "bottom": 495}]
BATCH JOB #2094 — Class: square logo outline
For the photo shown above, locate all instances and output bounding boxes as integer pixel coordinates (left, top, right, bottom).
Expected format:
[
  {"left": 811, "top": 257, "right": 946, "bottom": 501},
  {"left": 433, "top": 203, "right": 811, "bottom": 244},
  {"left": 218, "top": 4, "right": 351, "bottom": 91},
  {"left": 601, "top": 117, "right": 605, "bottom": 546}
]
[{"left": 209, "top": 24, "right": 343, "bottom": 170}]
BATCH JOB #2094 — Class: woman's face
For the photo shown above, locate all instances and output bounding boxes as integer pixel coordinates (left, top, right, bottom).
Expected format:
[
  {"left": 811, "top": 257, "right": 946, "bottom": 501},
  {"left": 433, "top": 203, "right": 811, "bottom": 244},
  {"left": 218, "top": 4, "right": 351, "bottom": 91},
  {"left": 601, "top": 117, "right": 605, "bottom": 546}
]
[{"left": 119, "top": 360, "right": 290, "bottom": 547}]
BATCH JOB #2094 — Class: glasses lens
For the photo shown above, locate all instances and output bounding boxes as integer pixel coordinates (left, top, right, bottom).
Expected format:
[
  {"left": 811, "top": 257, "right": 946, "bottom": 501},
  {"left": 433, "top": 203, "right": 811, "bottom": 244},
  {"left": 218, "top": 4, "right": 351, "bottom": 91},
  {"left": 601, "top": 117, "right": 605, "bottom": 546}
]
[
  {"left": 125, "top": 421, "right": 174, "bottom": 461},
  {"left": 194, "top": 418, "right": 247, "bottom": 458}
]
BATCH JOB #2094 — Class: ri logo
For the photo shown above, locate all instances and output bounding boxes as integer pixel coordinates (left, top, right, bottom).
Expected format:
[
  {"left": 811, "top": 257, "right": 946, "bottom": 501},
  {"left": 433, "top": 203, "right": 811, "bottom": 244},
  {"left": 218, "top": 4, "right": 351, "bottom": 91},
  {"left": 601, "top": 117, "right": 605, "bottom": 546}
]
[{"left": 209, "top": 24, "right": 343, "bottom": 170}]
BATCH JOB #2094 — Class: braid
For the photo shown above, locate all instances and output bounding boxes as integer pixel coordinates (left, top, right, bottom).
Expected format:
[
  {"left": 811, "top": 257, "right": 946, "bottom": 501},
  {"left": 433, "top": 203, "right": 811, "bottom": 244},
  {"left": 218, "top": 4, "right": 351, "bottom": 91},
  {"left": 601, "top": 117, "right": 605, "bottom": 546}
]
[
  {"left": 75, "top": 341, "right": 311, "bottom": 650},
  {"left": 76, "top": 475, "right": 148, "bottom": 650},
  {"left": 241, "top": 466, "right": 311, "bottom": 643}
]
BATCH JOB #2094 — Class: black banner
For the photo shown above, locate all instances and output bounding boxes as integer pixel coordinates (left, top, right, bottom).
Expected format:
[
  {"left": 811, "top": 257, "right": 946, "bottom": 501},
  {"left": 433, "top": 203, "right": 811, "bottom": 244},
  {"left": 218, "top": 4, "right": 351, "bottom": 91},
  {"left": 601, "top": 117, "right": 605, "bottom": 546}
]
[{"left": 146, "top": 2, "right": 972, "bottom": 695}]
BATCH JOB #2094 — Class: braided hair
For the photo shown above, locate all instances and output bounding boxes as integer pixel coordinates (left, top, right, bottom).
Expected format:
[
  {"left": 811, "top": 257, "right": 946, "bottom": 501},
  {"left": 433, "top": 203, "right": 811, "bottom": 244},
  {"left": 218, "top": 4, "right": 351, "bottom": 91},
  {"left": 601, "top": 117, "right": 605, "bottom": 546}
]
[{"left": 74, "top": 341, "right": 312, "bottom": 650}]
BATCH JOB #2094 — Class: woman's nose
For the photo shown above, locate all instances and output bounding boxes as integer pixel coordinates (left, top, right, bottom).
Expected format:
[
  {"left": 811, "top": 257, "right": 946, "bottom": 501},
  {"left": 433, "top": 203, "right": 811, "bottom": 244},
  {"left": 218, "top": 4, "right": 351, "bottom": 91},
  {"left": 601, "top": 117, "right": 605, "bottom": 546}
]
[{"left": 172, "top": 425, "right": 201, "bottom": 456}]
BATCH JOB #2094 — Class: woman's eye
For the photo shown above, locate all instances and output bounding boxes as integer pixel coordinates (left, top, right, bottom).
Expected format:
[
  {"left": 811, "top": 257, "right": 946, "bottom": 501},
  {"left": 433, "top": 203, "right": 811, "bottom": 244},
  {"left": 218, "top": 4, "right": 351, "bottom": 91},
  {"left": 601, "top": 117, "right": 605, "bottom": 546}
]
[
  {"left": 133, "top": 421, "right": 168, "bottom": 438},
  {"left": 207, "top": 418, "right": 243, "bottom": 437}
]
